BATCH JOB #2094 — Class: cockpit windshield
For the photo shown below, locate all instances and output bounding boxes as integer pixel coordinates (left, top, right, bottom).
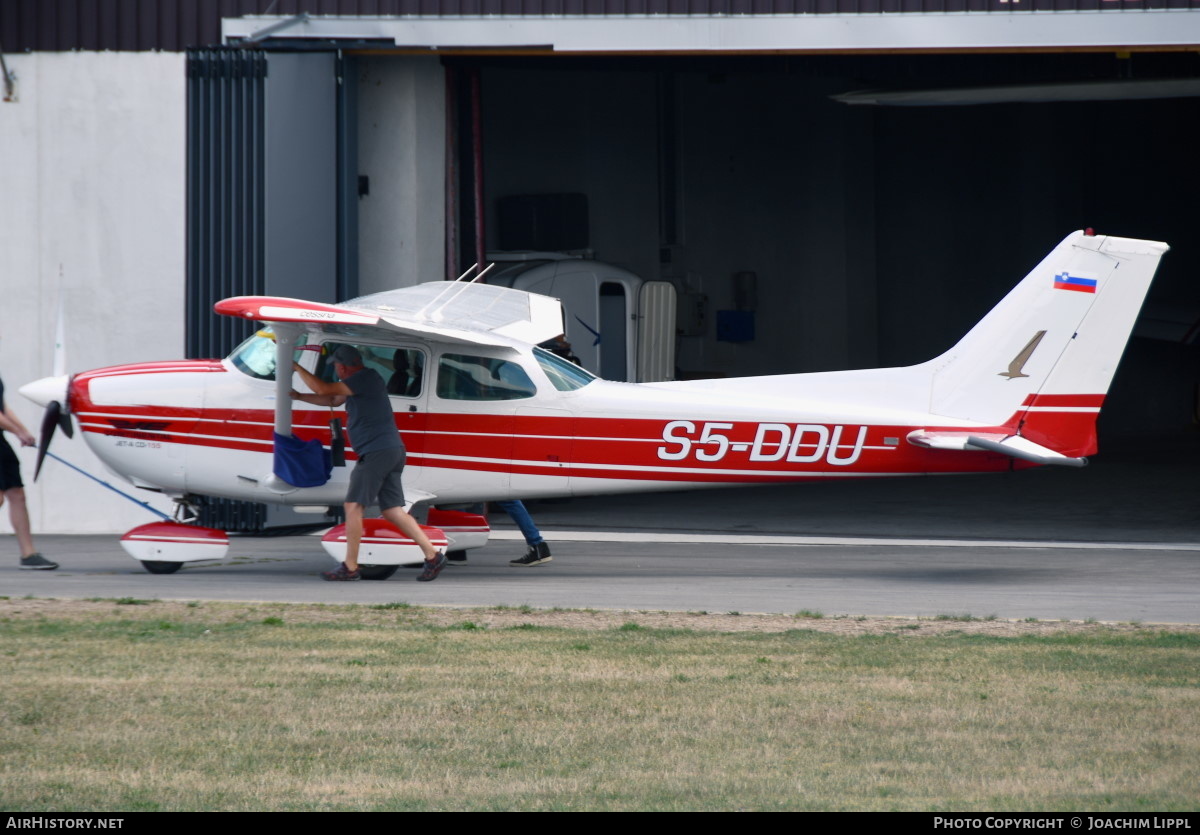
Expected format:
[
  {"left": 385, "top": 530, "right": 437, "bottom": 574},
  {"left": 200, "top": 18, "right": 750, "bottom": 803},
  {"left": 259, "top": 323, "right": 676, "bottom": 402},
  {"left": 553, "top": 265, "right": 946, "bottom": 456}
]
[
  {"left": 534, "top": 347, "right": 596, "bottom": 391},
  {"left": 228, "top": 329, "right": 309, "bottom": 381}
]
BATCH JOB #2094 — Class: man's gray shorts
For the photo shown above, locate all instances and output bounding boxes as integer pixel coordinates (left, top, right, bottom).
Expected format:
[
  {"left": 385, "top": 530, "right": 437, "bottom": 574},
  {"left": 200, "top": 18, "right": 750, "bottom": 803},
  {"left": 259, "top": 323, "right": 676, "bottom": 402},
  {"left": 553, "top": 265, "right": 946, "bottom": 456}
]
[{"left": 346, "top": 447, "right": 406, "bottom": 510}]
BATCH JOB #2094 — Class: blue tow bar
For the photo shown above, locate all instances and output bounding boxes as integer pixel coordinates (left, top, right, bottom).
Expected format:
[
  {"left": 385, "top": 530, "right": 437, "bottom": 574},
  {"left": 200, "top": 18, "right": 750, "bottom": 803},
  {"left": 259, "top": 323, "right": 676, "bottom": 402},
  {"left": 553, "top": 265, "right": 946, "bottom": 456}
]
[{"left": 44, "top": 451, "right": 171, "bottom": 521}]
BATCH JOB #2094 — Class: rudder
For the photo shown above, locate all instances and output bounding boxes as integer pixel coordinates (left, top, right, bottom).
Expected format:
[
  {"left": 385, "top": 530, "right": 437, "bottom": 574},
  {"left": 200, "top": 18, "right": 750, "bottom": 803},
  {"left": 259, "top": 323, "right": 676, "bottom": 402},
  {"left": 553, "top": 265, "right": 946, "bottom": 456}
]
[{"left": 925, "top": 230, "right": 1168, "bottom": 456}]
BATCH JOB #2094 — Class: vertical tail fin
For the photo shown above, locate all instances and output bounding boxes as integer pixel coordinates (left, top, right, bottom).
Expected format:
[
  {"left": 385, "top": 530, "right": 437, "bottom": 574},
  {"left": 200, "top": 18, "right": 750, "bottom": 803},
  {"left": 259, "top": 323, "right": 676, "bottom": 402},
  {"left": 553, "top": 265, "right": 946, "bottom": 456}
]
[{"left": 925, "top": 230, "right": 1168, "bottom": 456}]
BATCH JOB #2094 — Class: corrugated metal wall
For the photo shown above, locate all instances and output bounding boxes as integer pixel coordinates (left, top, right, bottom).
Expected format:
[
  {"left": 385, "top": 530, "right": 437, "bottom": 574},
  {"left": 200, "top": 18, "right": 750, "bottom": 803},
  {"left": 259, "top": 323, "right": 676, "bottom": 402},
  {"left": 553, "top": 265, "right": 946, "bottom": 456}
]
[
  {"left": 4, "top": 0, "right": 1198, "bottom": 54},
  {"left": 186, "top": 47, "right": 267, "bottom": 361},
  {"left": 2, "top": 0, "right": 227, "bottom": 52},
  {"left": 186, "top": 47, "right": 269, "bottom": 531}
]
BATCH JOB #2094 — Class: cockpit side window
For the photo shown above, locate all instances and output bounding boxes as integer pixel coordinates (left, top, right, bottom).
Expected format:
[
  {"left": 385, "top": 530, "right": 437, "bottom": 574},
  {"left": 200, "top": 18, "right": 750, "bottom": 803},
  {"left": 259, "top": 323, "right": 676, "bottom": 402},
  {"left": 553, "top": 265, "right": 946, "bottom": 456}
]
[
  {"left": 314, "top": 343, "right": 426, "bottom": 398},
  {"left": 436, "top": 353, "right": 537, "bottom": 401}
]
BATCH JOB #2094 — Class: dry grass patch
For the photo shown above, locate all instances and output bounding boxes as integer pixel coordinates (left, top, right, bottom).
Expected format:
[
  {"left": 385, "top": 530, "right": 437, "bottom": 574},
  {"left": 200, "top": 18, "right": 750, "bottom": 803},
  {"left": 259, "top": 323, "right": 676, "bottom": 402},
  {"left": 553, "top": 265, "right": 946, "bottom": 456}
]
[
  {"left": 3, "top": 597, "right": 1190, "bottom": 636},
  {"left": 1, "top": 599, "right": 1197, "bottom": 811}
]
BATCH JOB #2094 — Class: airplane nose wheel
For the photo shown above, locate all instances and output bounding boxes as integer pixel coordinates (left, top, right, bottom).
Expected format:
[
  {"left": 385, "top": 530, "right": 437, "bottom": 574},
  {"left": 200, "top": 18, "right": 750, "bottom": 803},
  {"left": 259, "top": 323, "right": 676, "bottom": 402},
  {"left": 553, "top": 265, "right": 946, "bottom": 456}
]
[
  {"left": 140, "top": 560, "right": 183, "bottom": 575},
  {"left": 358, "top": 565, "right": 399, "bottom": 581},
  {"left": 131, "top": 498, "right": 204, "bottom": 573},
  {"left": 120, "top": 510, "right": 230, "bottom": 576}
]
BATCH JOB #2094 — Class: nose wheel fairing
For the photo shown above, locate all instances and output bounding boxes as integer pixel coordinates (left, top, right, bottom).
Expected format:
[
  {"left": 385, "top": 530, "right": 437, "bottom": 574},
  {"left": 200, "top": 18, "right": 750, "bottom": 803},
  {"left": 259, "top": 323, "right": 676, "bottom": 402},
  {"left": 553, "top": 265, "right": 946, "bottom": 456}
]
[{"left": 119, "top": 521, "right": 231, "bottom": 571}]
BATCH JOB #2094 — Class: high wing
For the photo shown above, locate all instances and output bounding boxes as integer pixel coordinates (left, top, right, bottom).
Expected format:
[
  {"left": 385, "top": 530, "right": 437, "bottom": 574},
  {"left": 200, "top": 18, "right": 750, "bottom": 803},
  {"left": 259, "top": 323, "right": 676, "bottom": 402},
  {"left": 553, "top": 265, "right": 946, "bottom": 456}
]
[
  {"left": 214, "top": 280, "right": 566, "bottom": 349},
  {"left": 213, "top": 281, "right": 568, "bottom": 494}
]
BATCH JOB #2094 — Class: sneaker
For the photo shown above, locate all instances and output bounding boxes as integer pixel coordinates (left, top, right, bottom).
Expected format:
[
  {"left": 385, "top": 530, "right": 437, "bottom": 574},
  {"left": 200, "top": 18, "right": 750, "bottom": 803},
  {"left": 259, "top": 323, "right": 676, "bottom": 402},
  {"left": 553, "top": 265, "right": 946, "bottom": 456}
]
[
  {"left": 322, "top": 562, "right": 361, "bottom": 581},
  {"left": 407, "top": 554, "right": 464, "bottom": 568},
  {"left": 510, "top": 542, "right": 552, "bottom": 567},
  {"left": 416, "top": 551, "right": 447, "bottom": 582},
  {"left": 19, "top": 553, "right": 58, "bottom": 571}
]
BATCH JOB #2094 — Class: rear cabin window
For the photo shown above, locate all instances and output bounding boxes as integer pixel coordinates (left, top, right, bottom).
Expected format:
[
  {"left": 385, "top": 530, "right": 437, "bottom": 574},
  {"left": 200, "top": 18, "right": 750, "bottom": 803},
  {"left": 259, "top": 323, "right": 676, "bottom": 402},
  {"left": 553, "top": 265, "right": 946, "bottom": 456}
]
[{"left": 437, "top": 354, "right": 537, "bottom": 401}]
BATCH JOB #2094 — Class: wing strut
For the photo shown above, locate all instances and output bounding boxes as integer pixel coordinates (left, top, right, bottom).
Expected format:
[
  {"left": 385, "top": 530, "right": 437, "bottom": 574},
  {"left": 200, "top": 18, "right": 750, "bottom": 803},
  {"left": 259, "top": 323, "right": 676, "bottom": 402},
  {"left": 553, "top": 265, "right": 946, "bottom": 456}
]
[
  {"left": 265, "top": 323, "right": 332, "bottom": 491},
  {"left": 273, "top": 324, "right": 300, "bottom": 437}
]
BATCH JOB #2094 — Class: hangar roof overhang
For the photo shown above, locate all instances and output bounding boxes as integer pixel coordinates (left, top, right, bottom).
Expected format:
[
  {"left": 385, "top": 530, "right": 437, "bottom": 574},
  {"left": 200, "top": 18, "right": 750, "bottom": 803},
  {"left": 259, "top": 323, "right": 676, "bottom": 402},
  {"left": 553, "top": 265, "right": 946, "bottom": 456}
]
[{"left": 222, "top": 11, "right": 1200, "bottom": 55}]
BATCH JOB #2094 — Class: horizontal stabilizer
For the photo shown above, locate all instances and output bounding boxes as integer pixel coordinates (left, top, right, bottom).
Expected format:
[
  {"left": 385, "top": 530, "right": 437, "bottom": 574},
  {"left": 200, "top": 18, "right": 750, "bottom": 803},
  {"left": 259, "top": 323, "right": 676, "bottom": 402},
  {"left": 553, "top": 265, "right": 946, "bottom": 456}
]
[{"left": 907, "top": 430, "right": 1088, "bottom": 468}]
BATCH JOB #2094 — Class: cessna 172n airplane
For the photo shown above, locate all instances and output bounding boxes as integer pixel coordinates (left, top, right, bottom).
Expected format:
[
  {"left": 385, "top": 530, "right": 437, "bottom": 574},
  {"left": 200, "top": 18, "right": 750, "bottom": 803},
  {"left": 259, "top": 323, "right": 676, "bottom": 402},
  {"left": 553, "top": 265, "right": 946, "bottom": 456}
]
[{"left": 19, "top": 230, "right": 1169, "bottom": 578}]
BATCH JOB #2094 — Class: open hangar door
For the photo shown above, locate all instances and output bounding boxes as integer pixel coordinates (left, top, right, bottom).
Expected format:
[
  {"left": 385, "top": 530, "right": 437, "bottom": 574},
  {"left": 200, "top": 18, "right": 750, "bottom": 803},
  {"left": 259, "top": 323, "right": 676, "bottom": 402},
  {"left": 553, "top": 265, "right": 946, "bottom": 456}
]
[
  {"left": 461, "top": 52, "right": 1200, "bottom": 443},
  {"left": 185, "top": 38, "right": 1199, "bottom": 538}
]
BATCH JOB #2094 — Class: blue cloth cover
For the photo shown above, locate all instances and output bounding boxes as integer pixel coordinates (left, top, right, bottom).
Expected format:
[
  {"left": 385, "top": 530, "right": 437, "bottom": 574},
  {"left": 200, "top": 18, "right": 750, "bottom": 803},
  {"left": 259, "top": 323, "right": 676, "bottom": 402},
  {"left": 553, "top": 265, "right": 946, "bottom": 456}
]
[{"left": 273, "top": 432, "right": 332, "bottom": 488}]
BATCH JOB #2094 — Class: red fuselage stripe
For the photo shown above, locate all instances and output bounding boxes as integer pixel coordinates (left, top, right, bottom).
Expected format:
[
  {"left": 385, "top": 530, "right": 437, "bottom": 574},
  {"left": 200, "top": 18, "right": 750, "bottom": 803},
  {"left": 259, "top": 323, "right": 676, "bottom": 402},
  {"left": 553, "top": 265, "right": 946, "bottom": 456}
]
[
  {"left": 73, "top": 405, "right": 1096, "bottom": 480},
  {"left": 1020, "top": 393, "right": 1105, "bottom": 408},
  {"left": 71, "top": 363, "right": 1100, "bottom": 482}
]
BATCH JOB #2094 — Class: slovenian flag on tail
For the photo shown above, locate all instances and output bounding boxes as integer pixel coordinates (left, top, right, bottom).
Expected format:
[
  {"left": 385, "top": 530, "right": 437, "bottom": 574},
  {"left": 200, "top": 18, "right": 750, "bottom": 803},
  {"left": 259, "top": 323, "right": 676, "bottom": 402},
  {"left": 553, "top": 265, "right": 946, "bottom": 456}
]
[{"left": 1053, "top": 271, "right": 1098, "bottom": 293}]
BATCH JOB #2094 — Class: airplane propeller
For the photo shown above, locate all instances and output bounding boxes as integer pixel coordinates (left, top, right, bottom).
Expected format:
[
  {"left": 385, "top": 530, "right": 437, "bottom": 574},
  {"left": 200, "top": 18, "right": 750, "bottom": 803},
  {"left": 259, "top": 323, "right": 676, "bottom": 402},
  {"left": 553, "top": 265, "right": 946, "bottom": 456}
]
[{"left": 34, "top": 391, "right": 74, "bottom": 481}]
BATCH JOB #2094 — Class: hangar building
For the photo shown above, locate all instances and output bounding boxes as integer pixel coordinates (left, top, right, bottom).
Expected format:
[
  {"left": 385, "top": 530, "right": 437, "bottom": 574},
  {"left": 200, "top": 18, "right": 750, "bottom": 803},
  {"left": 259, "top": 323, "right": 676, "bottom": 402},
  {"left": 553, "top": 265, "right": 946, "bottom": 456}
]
[{"left": 1, "top": 1, "right": 1197, "bottom": 532}]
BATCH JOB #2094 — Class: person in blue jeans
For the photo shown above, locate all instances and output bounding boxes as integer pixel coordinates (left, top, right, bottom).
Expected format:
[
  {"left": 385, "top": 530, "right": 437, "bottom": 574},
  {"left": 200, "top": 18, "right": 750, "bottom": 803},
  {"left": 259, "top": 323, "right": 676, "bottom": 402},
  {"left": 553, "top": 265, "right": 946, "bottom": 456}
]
[{"left": 494, "top": 500, "right": 552, "bottom": 566}]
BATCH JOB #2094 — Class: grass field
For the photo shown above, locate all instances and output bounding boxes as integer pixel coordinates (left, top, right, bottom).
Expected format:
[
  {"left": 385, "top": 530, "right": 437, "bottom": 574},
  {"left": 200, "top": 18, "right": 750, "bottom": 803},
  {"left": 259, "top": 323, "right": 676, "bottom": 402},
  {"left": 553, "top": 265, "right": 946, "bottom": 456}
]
[{"left": 1, "top": 598, "right": 1197, "bottom": 812}]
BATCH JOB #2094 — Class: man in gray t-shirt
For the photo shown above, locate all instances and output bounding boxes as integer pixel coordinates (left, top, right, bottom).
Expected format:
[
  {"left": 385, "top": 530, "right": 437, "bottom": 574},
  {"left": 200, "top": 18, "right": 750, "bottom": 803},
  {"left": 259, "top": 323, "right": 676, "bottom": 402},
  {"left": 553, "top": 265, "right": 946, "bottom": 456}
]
[
  {"left": 340, "top": 360, "right": 401, "bottom": 456},
  {"left": 292, "top": 345, "right": 446, "bottom": 582}
]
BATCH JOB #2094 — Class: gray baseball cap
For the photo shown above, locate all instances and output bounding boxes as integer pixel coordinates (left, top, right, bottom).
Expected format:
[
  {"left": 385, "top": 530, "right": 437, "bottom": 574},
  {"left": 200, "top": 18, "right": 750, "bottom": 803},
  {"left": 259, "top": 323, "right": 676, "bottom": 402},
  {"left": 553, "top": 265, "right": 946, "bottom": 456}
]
[{"left": 330, "top": 345, "right": 363, "bottom": 367}]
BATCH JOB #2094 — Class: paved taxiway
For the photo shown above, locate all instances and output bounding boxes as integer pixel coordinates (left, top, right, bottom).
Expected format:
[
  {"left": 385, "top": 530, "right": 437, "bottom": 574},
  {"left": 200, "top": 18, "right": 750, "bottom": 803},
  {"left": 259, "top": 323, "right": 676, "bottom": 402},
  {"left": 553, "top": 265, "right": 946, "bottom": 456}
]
[
  {"left": 3, "top": 442, "right": 1197, "bottom": 623},
  {"left": 3, "top": 530, "right": 1197, "bottom": 623}
]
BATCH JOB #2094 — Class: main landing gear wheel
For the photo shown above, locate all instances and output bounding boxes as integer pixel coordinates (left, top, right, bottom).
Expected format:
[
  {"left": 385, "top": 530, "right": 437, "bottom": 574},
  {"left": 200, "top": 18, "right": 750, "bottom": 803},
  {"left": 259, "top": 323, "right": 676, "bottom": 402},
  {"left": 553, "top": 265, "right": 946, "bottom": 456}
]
[
  {"left": 358, "top": 564, "right": 399, "bottom": 581},
  {"left": 140, "top": 560, "right": 183, "bottom": 575}
]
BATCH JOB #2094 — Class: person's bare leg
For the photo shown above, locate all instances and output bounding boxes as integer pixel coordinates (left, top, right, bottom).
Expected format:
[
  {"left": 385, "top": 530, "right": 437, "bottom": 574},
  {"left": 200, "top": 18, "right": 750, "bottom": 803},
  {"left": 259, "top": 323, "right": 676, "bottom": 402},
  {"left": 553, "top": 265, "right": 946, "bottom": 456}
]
[
  {"left": 5, "top": 488, "right": 35, "bottom": 557},
  {"left": 343, "top": 501, "right": 364, "bottom": 571},
  {"left": 381, "top": 505, "right": 438, "bottom": 561}
]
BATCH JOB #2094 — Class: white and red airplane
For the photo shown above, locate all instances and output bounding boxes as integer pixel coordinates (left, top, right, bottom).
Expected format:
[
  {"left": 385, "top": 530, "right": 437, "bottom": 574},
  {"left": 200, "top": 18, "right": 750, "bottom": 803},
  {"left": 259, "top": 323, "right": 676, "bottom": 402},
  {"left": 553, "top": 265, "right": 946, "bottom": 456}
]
[{"left": 19, "top": 230, "right": 1169, "bottom": 578}]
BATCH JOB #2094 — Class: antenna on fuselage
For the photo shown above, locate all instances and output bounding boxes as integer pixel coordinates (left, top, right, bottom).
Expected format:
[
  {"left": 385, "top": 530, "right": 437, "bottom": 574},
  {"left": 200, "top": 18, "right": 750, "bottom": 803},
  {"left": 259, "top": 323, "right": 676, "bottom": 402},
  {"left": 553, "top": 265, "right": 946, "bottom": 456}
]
[
  {"left": 413, "top": 264, "right": 476, "bottom": 319},
  {"left": 422, "top": 262, "right": 498, "bottom": 321},
  {"left": 453, "top": 261, "right": 496, "bottom": 283}
]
